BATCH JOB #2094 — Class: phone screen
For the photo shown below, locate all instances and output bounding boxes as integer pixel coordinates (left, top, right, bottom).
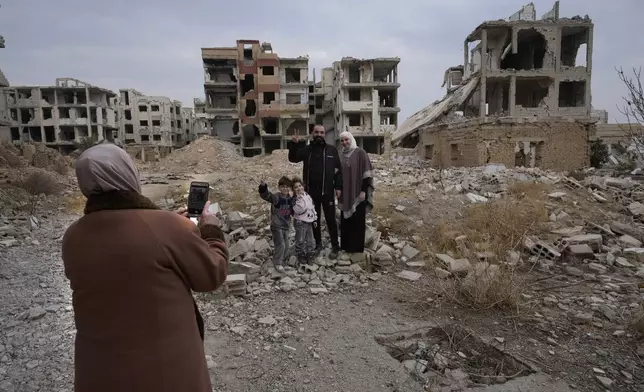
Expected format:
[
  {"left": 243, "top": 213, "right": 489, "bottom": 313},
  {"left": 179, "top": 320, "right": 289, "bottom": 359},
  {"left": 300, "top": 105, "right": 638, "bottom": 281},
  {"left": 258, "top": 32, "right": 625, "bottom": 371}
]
[{"left": 187, "top": 182, "right": 209, "bottom": 217}]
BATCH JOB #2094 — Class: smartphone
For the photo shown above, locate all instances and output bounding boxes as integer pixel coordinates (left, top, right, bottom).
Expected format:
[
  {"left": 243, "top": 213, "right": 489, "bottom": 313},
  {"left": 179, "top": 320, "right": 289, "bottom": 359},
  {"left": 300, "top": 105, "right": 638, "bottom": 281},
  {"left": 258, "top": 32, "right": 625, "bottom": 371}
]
[{"left": 187, "top": 181, "right": 210, "bottom": 217}]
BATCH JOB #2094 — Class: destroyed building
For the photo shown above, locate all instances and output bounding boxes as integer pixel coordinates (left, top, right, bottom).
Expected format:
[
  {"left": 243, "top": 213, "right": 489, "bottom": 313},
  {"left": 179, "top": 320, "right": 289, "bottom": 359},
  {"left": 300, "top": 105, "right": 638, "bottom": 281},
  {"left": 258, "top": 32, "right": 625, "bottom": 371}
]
[
  {"left": 201, "top": 40, "right": 400, "bottom": 156},
  {"left": 0, "top": 78, "right": 118, "bottom": 153},
  {"left": 327, "top": 57, "right": 400, "bottom": 154},
  {"left": 117, "top": 89, "right": 197, "bottom": 160},
  {"left": 200, "top": 40, "right": 310, "bottom": 157},
  {"left": 0, "top": 34, "right": 10, "bottom": 142},
  {"left": 393, "top": 2, "right": 596, "bottom": 171}
]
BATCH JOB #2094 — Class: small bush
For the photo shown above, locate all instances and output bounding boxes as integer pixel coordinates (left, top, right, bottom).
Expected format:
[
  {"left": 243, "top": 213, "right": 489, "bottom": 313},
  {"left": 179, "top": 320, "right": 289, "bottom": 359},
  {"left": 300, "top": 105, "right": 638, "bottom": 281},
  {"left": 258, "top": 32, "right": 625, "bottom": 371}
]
[
  {"left": 62, "top": 192, "right": 87, "bottom": 214},
  {"left": 53, "top": 160, "right": 70, "bottom": 175},
  {"left": 590, "top": 140, "right": 609, "bottom": 168},
  {"left": 631, "top": 304, "right": 644, "bottom": 338},
  {"left": 20, "top": 171, "right": 62, "bottom": 196},
  {"left": 454, "top": 262, "right": 523, "bottom": 311}
]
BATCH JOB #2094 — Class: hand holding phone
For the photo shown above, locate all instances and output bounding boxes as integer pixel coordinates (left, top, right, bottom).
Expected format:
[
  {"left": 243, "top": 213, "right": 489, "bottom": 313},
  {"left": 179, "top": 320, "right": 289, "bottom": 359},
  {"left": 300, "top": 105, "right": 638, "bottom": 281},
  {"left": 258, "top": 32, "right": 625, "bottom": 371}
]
[{"left": 187, "top": 181, "right": 210, "bottom": 217}]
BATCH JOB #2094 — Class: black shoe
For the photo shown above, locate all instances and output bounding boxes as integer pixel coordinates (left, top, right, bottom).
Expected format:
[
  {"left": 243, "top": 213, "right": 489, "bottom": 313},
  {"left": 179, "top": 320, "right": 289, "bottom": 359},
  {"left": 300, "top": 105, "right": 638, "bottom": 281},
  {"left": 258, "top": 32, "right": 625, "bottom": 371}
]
[
  {"left": 313, "top": 244, "right": 323, "bottom": 256},
  {"left": 329, "top": 247, "right": 339, "bottom": 260}
]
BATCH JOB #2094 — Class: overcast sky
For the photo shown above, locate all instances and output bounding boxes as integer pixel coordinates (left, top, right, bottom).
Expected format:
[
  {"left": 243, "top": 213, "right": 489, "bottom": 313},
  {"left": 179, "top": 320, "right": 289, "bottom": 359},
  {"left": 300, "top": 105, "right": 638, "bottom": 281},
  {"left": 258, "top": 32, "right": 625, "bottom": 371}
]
[{"left": 1, "top": 0, "right": 642, "bottom": 122}]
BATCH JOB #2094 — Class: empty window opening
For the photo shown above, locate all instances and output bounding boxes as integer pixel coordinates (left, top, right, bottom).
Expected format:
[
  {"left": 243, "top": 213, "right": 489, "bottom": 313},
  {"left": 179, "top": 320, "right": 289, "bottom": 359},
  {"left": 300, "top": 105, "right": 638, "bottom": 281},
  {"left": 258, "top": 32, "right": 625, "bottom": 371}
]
[
  {"left": 20, "top": 109, "right": 34, "bottom": 124},
  {"left": 381, "top": 114, "right": 397, "bottom": 125},
  {"left": 285, "top": 94, "right": 301, "bottom": 105},
  {"left": 244, "top": 100, "right": 257, "bottom": 117},
  {"left": 139, "top": 105, "right": 148, "bottom": 112},
  {"left": 424, "top": 145, "right": 434, "bottom": 160},
  {"left": 62, "top": 92, "right": 74, "bottom": 104},
  {"left": 121, "top": 91, "right": 130, "bottom": 105},
  {"left": 209, "top": 69, "right": 237, "bottom": 82},
  {"left": 59, "top": 127, "right": 75, "bottom": 141},
  {"left": 77, "top": 92, "right": 87, "bottom": 104},
  {"left": 559, "top": 81, "right": 586, "bottom": 107},
  {"left": 18, "top": 90, "right": 32, "bottom": 100},
  {"left": 153, "top": 135, "right": 161, "bottom": 141},
  {"left": 315, "top": 96, "right": 324, "bottom": 109},
  {"left": 141, "top": 135, "right": 150, "bottom": 141},
  {"left": 285, "top": 68, "right": 301, "bottom": 83},
  {"left": 44, "top": 126, "right": 55, "bottom": 143},
  {"left": 42, "top": 108, "right": 53, "bottom": 120},
  {"left": 263, "top": 92, "right": 276, "bottom": 104},
  {"left": 241, "top": 74, "right": 255, "bottom": 96},
  {"left": 348, "top": 66, "right": 360, "bottom": 83},
  {"left": 450, "top": 144, "right": 461, "bottom": 161},
  {"left": 309, "top": 105, "right": 315, "bottom": 115},
  {"left": 10, "top": 127, "right": 19, "bottom": 141},
  {"left": 152, "top": 119, "right": 161, "bottom": 126},
  {"left": 59, "top": 108, "right": 71, "bottom": 119},
  {"left": 363, "top": 138, "right": 379, "bottom": 154},
  {"left": 348, "top": 114, "right": 361, "bottom": 126},
  {"left": 515, "top": 78, "right": 551, "bottom": 108},
  {"left": 261, "top": 66, "right": 275, "bottom": 76},
  {"left": 140, "top": 120, "right": 149, "bottom": 126},
  {"left": 501, "top": 28, "right": 547, "bottom": 70},
  {"left": 125, "top": 124, "right": 134, "bottom": 134},
  {"left": 124, "top": 110, "right": 132, "bottom": 120},
  {"left": 9, "top": 108, "right": 17, "bottom": 120},
  {"left": 242, "top": 124, "right": 261, "bottom": 148},
  {"left": 348, "top": 88, "right": 361, "bottom": 101},
  {"left": 263, "top": 118, "right": 278, "bottom": 134},
  {"left": 78, "top": 108, "right": 88, "bottom": 119},
  {"left": 379, "top": 91, "right": 395, "bottom": 107},
  {"left": 177, "top": 120, "right": 182, "bottom": 128},
  {"left": 561, "top": 27, "right": 588, "bottom": 67},
  {"left": 151, "top": 105, "right": 159, "bottom": 112},
  {"left": 28, "top": 127, "right": 42, "bottom": 142},
  {"left": 264, "top": 140, "right": 282, "bottom": 155},
  {"left": 243, "top": 44, "right": 253, "bottom": 60},
  {"left": 170, "top": 107, "right": 174, "bottom": 114},
  {"left": 485, "top": 78, "right": 510, "bottom": 114},
  {"left": 90, "top": 108, "right": 97, "bottom": 123}
]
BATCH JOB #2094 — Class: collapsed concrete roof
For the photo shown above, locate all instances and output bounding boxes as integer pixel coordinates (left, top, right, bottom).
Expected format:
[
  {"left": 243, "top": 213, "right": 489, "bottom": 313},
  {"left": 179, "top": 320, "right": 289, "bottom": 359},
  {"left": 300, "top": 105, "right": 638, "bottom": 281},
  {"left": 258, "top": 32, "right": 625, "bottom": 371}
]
[{"left": 392, "top": 76, "right": 479, "bottom": 145}]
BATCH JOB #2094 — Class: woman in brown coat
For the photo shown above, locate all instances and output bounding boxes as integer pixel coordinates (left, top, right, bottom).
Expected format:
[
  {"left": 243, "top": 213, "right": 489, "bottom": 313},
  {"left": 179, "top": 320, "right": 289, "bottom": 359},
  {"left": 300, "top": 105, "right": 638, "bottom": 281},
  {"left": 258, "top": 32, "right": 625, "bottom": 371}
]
[{"left": 62, "top": 143, "right": 228, "bottom": 392}]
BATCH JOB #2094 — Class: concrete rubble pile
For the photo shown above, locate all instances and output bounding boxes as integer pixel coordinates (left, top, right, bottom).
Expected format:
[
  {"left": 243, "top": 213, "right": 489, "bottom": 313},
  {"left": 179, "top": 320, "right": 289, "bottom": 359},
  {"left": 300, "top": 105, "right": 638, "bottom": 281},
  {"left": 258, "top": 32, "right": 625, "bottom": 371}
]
[
  {"left": 152, "top": 136, "right": 242, "bottom": 174},
  {"left": 216, "top": 202, "right": 420, "bottom": 297}
]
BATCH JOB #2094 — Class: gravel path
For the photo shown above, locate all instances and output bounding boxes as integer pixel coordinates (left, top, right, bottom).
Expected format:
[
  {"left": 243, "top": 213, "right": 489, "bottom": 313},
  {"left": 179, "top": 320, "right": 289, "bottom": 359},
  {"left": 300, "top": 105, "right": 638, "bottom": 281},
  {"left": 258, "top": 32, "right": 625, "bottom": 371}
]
[{"left": 0, "top": 215, "right": 76, "bottom": 392}]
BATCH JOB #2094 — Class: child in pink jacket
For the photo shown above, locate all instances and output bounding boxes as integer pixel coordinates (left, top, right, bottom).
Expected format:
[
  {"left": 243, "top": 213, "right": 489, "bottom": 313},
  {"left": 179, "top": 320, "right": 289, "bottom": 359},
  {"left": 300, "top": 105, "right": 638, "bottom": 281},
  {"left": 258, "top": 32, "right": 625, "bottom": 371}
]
[{"left": 291, "top": 177, "right": 317, "bottom": 265}]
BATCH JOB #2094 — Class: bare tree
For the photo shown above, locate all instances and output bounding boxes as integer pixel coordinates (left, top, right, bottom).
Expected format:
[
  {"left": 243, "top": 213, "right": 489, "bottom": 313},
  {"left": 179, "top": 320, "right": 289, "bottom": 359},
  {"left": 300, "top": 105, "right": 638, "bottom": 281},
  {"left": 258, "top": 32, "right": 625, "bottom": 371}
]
[{"left": 616, "top": 67, "right": 644, "bottom": 160}]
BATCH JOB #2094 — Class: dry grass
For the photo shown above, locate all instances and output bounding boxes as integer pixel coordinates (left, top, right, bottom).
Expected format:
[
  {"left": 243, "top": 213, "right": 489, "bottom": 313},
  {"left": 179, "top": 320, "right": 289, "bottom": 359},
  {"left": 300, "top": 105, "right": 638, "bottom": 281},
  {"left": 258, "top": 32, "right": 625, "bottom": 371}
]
[
  {"left": 62, "top": 191, "right": 87, "bottom": 214},
  {"left": 372, "top": 188, "right": 416, "bottom": 238},
  {"left": 630, "top": 304, "right": 644, "bottom": 338},
  {"left": 0, "top": 169, "right": 64, "bottom": 214},
  {"left": 420, "top": 181, "right": 550, "bottom": 312}
]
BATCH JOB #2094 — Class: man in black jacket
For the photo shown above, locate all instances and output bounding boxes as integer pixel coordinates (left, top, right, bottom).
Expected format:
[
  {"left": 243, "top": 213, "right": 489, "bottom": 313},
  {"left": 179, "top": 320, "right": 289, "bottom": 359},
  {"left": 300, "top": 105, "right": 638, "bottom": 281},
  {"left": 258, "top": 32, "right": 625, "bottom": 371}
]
[{"left": 288, "top": 125, "right": 342, "bottom": 259}]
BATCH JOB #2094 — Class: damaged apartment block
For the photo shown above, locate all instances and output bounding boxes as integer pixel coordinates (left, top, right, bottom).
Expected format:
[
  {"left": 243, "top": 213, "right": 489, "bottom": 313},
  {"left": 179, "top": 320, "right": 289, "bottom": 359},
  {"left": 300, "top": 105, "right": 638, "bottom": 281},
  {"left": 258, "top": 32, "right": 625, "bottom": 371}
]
[
  {"left": 329, "top": 57, "right": 400, "bottom": 154},
  {"left": 394, "top": 1, "right": 596, "bottom": 171},
  {"left": 200, "top": 40, "right": 310, "bottom": 157},
  {"left": 199, "top": 41, "right": 401, "bottom": 156},
  {"left": 117, "top": 89, "right": 197, "bottom": 161},
  {"left": 1, "top": 78, "right": 118, "bottom": 154}
]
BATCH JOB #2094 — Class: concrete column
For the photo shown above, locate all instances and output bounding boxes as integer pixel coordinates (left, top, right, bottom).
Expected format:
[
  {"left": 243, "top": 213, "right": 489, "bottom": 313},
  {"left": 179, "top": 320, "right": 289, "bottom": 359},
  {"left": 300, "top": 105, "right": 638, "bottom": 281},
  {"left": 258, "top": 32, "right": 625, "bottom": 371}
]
[
  {"left": 585, "top": 26, "right": 594, "bottom": 117},
  {"left": 479, "top": 29, "right": 488, "bottom": 118},
  {"left": 372, "top": 88, "right": 379, "bottom": 134},
  {"left": 554, "top": 27, "right": 561, "bottom": 72},
  {"left": 511, "top": 27, "right": 518, "bottom": 54},
  {"left": 463, "top": 40, "right": 469, "bottom": 76},
  {"left": 509, "top": 75, "right": 516, "bottom": 117}
]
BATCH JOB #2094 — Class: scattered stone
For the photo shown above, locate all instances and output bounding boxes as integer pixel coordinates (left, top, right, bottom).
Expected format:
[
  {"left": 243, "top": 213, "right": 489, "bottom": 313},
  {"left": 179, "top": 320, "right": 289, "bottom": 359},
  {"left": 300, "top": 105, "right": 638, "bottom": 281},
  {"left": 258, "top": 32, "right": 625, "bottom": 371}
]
[{"left": 396, "top": 270, "right": 422, "bottom": 281}]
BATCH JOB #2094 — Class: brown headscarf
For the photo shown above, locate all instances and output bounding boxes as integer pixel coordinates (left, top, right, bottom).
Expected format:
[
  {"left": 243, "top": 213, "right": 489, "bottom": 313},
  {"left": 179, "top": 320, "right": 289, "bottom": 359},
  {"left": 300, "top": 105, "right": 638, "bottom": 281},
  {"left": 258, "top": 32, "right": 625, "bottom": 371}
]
[{"left": 75, "top": 143, "right": 141, "bottom": 197}]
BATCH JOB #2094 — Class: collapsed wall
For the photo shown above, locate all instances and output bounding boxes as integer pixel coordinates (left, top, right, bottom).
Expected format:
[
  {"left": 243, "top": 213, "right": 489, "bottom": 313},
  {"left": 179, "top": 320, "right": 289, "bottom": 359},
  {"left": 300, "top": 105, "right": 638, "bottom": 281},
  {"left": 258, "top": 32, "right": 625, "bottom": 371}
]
[{"left": 420, "top": 119, "right": 594, "bottom": 171}]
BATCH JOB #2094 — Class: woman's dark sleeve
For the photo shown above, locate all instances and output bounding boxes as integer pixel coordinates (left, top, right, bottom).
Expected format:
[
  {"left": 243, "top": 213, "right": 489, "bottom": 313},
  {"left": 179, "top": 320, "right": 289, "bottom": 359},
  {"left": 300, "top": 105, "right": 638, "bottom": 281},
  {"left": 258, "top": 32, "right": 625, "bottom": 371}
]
[{"left": 361, "top": 177, "right": 371, "bottom": 193}]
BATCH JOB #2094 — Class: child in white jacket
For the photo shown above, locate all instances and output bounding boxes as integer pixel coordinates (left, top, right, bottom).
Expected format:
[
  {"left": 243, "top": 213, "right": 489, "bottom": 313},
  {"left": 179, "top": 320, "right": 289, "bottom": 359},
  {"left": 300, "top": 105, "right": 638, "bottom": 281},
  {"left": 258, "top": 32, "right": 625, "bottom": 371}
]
[{"left": 291, "top": 177, "right": 318, "bottom": 265}]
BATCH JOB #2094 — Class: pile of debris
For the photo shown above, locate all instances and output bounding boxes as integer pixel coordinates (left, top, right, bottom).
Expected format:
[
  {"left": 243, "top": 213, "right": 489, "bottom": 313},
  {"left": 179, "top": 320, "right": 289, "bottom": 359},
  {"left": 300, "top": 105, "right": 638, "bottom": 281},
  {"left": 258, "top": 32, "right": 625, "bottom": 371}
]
[
  {"left": 154, "top": 136, "right": 243, "bottom": 174},
  {"left": 0, "top": 142, "right": 72, "bottom": 174},
  {"left": 216, "top": 204, "right": 420, "bottom": 297}
]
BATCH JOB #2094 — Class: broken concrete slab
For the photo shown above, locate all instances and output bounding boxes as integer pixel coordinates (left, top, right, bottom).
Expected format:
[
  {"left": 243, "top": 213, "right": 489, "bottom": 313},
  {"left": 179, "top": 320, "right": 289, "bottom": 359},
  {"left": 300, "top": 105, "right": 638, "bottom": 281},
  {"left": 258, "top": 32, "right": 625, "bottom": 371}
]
[{"left": 396, "top": 270, "right": 422, "bottom": 281}]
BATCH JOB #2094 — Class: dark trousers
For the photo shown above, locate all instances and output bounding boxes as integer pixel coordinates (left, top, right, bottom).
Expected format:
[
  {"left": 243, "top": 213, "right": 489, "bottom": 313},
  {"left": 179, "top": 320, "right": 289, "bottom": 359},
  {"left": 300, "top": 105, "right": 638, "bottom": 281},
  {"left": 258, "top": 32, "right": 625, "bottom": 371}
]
[
  {"left": 311, "top": 193, "right": 339, "bottom": 249},
  {"left": 340, "top": 201, "right": 367, "bottom": 253}
]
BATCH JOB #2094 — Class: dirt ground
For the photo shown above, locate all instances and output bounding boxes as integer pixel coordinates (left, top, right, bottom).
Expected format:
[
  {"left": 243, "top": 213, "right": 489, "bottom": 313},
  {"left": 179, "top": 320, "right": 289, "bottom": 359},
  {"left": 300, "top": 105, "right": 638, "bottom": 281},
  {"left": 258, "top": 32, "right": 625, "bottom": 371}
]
[{"left": 1, "top": 139, "right": 643, "bottom": 392}]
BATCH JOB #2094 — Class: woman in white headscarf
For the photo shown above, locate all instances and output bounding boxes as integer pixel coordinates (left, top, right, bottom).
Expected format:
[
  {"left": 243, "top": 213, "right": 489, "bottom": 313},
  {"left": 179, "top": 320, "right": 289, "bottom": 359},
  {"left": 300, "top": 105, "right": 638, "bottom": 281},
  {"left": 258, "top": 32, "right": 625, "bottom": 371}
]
[
  {"left": 62, "top": 143, "right": 228, "bottom": 392},
  {"left": 337, "top": 131, "right": 374, "bottom": 254}
]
